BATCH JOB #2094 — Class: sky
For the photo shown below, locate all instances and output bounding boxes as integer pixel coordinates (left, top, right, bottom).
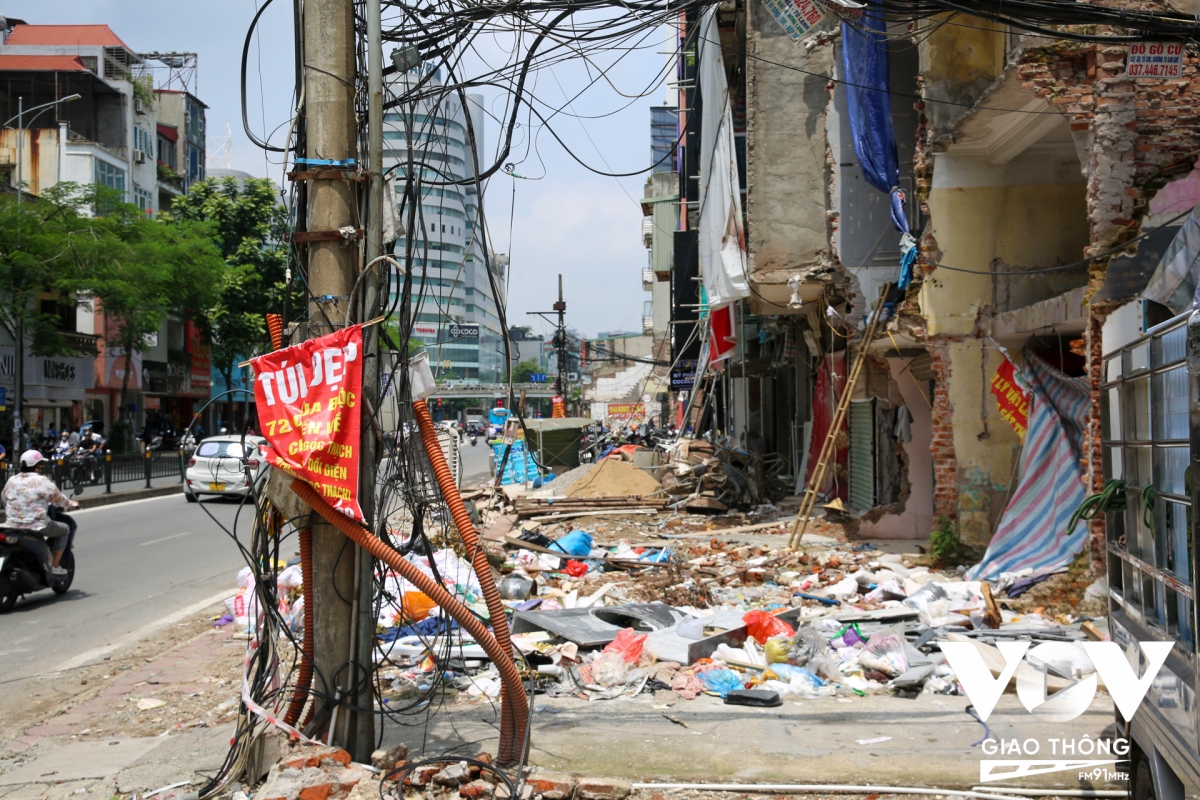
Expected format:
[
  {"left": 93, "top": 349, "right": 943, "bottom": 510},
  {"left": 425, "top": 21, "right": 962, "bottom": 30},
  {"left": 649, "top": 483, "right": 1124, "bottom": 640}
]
[{"left": 3, "top": 1, "right": 668, "bottom": 339}]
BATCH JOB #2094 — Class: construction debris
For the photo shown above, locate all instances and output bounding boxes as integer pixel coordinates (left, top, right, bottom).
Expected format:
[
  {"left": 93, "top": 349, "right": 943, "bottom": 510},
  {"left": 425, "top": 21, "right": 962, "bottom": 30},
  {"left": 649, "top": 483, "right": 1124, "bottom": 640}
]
[
  {"left": 565, "top": 459, "right": 662, "bottom": 499},
  {"left": 358, "top": 489, "right": 1105, "bottom": 716}
]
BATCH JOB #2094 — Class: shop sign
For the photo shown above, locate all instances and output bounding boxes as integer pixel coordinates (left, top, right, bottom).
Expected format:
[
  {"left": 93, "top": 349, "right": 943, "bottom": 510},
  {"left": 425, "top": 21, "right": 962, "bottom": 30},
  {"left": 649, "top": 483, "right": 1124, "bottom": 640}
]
[
  {"left": 607, "top": 402, "right": 646, "bottom": 420},
  {"left": 1127, "top": 42, "right": 1183, "bottom": 79},
  {"left": 670, "top": 359, "right": 697, "bottom": 391},
  {"left": 760, "top": 0, "right": 825, "bottom": 41},
  {"left": 447, "top": 322, "right": 480, "bottom": 340},
  {"left": 990, "top": 352, "right": 1030, "bottom": 439}
]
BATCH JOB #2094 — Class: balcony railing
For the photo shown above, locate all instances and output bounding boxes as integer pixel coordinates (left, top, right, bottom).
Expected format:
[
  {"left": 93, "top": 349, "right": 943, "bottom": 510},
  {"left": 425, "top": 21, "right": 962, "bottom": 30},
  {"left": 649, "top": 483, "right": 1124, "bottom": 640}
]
[{"left": 58, "top": 331, "right": 102, "bottom": 356}]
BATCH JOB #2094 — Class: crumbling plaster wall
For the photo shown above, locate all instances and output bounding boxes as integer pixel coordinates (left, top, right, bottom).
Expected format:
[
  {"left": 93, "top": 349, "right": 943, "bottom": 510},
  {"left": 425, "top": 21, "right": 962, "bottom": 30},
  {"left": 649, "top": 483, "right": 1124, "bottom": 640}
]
[
  {"left": 744, "top": 2, "right": 834, "bottom": 288},
  {"left": 857, "top": 358, "right": 935, "bottom": 539},
  {"left": 919, "top": 16, "right": 1006, "bottom": 140}
]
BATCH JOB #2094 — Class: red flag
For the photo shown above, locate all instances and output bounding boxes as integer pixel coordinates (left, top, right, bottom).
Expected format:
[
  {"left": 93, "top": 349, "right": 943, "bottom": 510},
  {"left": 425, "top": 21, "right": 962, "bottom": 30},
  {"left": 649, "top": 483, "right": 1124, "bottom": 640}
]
[
  {"left": 251, "top": 325, "right": 364, "bottom": 521},
  {"left": 710, "top": 304, "right": 737, "bottom": 362}
]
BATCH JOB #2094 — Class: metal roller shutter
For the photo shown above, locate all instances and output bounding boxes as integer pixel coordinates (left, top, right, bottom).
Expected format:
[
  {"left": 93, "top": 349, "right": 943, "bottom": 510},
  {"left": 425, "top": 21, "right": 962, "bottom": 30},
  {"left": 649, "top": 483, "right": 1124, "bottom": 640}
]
[{"left": 849, "top": 399, "right": 875, "bottom": 512}]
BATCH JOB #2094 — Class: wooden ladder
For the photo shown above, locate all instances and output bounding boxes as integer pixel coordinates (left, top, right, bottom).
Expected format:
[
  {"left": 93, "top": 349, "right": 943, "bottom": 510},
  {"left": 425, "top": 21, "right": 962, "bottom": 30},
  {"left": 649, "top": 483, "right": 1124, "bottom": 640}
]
[{"left": 787, "top": 288, "right": 888, "bottom": 548}]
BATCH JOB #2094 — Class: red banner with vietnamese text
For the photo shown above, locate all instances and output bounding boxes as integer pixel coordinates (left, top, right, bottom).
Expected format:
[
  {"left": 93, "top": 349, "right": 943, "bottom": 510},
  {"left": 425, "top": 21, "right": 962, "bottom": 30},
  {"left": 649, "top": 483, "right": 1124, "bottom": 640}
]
[
  {"left": 990, "top": 353, "right": 1030, "bottom": 439},
  {"left": 251, "top": 325, "right": 364, "bottom": 521}
]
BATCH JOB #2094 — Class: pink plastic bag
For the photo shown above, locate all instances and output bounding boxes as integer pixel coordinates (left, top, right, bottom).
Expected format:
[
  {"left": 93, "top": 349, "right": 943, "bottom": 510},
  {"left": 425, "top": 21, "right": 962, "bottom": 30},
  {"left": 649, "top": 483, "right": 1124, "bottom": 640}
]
[
  {"left": 743, "top": 610, "right": 796, "bottom": 644},
  {"left": 601, "top": 628, "right": 648, "bottom": 663}
]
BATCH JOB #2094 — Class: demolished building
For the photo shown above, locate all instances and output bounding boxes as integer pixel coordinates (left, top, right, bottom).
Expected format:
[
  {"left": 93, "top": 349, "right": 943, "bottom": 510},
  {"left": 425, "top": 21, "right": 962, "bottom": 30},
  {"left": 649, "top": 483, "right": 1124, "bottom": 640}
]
[{"left": 644, "top": 2, "right": 1200, "bottom": 571}]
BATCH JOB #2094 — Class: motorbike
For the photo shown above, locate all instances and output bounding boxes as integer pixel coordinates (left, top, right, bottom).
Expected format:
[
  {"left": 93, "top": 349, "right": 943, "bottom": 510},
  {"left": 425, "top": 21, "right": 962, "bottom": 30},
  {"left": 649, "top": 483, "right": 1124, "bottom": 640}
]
[
  {"left": 469, "top": 434, "right": 478, "bottom": 447},
  {"left": 0, "top": 508, "right": 76, "bottom": 612}
]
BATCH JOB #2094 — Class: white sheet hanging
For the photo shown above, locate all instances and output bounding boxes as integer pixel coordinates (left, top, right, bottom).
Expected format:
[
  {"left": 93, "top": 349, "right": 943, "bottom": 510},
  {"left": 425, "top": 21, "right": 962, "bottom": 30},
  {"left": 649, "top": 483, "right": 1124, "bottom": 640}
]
[{"left": 697, "top": 8, "right": 750, "bottom": 309}]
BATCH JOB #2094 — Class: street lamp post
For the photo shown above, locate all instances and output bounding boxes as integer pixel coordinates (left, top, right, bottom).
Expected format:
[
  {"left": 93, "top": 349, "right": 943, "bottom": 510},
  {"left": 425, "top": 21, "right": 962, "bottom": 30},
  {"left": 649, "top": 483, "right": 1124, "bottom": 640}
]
[{"left": 4, "top": 93, "right": 80, "bottom": 450}]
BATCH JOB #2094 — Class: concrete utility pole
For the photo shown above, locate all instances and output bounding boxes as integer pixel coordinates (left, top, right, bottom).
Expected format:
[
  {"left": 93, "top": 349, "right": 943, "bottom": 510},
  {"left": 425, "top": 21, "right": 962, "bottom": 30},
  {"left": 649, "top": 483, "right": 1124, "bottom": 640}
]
[
  {"left": 554, "top": 275, "right": 566, "bottom": 395},
  {"left": 527, "top": 276, "right": 568, "bottom": 413},
  {"left": 302, "top": 0, "right": 374, "bottom": 759},
  {"left": 356, "top": 0, "right": 385, "bottom": 757}
]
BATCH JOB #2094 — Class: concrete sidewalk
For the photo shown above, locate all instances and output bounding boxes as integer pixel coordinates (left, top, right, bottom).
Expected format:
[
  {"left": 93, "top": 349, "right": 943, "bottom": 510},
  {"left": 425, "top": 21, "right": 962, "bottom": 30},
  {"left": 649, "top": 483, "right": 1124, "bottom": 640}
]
[
  {"left": 382, "top": 692, "right": 1120, "bottom": 791},
  {"left": 0, "top": 604, "right": 243, "bottom": 800}
]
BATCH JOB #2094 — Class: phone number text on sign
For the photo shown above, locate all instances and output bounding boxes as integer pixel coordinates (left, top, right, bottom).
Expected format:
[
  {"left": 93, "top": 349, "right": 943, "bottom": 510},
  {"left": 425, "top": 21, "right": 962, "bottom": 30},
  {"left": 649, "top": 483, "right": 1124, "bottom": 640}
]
[{"left": 1127, "top": 42, "right": 1184, "bottom": 78}]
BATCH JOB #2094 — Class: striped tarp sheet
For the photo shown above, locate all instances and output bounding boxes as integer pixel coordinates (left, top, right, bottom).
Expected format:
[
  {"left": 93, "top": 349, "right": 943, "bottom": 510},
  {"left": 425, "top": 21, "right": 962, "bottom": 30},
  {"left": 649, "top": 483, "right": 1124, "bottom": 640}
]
[{"left": 968, "top": 354, "right": 1091, "bottom": 581}]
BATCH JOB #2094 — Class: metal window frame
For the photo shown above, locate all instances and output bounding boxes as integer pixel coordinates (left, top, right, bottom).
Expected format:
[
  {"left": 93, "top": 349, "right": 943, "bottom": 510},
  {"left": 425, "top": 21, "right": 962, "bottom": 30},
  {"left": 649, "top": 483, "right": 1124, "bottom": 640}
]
[{"left": 1102, "top": 311, "right": 1196, "bottom": 654}]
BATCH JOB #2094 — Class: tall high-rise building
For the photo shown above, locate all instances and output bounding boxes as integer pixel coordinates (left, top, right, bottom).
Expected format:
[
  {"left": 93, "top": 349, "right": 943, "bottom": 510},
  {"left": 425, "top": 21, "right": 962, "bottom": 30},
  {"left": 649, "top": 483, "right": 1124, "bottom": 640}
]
[{"left": 385, "top": 68, "right": 506, "bottom": 383}]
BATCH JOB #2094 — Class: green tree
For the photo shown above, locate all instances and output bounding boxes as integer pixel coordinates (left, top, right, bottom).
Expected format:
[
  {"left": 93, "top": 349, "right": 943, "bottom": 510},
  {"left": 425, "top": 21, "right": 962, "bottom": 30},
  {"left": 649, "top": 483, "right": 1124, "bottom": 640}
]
[
  {"left": 80, "top": 193, "right": 225, "bottom": 444},
  {"left": 511, "top": 358, "right": 541, "bottom": 383},
  {"left": 165, "top": 177, "right": 296, "bottom": 421},
  {"left": 0, "top": 184, "right": 106, "bottom": 446}
]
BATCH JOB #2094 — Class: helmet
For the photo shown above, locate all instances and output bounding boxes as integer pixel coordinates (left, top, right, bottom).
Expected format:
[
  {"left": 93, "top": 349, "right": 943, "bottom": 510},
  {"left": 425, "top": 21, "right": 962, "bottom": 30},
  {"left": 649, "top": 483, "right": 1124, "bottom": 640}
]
[{"left": 20, "top": 450, "right": 46, "bottom": 469}]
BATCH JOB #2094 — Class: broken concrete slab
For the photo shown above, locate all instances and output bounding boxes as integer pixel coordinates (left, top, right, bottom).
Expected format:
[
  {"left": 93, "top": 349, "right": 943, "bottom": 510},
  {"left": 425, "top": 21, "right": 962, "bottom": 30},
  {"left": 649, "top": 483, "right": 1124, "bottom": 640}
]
[
  {"left": 113, "top": 724, "right": 232, "bottom": 795},
  {"left": 643, "top": 609, "right": 748, "bottom": 665},
  {"left": 511, "top": 604, "right": 687, "bottom": 648},
  {"left": 0, "top": 738, "right": 164, "bottom": 785}
]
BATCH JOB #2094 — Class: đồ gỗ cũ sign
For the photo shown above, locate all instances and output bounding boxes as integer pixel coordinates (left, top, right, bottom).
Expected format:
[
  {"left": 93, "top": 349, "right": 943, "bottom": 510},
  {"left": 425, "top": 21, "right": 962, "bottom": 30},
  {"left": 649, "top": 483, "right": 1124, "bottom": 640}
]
[{"left": 251, "top": 324, "right": 365, "bottom": 521}]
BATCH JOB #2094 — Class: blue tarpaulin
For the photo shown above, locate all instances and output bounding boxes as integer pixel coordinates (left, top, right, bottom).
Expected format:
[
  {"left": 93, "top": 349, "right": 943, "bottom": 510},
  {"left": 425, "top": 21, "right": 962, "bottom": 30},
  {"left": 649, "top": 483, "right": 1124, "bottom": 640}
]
[{"left": 842, "top": 12, "right": 898, "bottom": 199}]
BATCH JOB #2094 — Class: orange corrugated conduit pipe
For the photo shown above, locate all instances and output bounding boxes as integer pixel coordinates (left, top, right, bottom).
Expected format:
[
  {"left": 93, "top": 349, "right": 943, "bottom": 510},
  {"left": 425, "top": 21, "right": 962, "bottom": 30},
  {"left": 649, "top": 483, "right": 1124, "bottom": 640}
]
[
  {"left": 410, "top": 398, "right": 527, "bottom": 764},
  {"left": 283, "top": 527, "right": 315, "bottom": 728},
  {"left": 288, "top": 479, "right": 528, "bottom": 766}
]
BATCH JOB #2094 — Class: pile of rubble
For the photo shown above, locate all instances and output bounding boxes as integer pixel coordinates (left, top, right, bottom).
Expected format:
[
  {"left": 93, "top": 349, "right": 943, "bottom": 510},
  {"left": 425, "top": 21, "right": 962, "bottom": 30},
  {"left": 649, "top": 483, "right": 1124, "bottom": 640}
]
[
  {"left": 365, "top": 452, "right": 1104, "bottom": 712},
  {"left": 247, "top": 742, "right": 633, "bottom": 800}
]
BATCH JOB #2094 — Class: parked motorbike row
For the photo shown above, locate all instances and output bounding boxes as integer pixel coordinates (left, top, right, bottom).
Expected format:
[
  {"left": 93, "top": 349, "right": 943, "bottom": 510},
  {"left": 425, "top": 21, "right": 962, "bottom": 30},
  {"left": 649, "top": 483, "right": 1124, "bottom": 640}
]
[{"left": 579, "top": 422, "right": 675, "bottom": 464}]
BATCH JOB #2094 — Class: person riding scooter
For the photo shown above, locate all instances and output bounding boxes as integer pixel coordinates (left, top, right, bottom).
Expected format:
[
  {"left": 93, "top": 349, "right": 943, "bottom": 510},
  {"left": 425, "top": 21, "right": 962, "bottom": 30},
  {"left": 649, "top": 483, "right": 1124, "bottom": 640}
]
[{"left": 0, "top": 450, "right": 78, "bottom": 576}]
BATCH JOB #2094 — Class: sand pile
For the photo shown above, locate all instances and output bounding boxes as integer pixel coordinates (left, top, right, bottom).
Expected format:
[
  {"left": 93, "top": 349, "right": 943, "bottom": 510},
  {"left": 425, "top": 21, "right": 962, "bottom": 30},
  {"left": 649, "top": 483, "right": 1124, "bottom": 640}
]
[{"left": 567, "top": 457, "right": 661, "bottom": 499}]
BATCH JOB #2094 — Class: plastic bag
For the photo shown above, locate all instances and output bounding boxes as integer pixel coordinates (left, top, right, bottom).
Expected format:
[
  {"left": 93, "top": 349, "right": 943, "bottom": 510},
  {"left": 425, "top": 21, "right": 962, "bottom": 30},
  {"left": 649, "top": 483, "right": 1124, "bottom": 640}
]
[
  {"left": 766, "top": 664, "right": 829, "bottom": 697},
  {"left": 277, "top": 564, "right": 304, "bottom": 589},
  {"left": 563, "top": 560, "right": 589, "bottom": 578},
  {"left": 764, "top": 635, "right": 791, "bottom": 663},
  {"left": 902, "top": 582, "right": 948, "bottom": 611},
  {"left": 601, "top": 628, "right": 648, "bottom": 664},
  {"left": 829, "top": 623, "right": 866, "bottom": 649},
  {"left": 400, "top": 591, "right": 437, "bottom": 623},
  {"left": 549, "top": 530, "right": 594, "bottom": 557},
  {"left": 592, "top": 657, "right": 631, "bottom": 687},
  {"left": 677, "top": 617, "right": 705, "bottom": 640},
  {"left": 786, "top": 625, "right": 826, "bottom": 666},
  {"left": 697, "top": 668, "right": 745, "bottom": 698},
  {"left": 858, "top": 628, "right": 909, "bottom": 677},
  {"left": 743, "top": 610, "right": 796, "bottom": 644}
]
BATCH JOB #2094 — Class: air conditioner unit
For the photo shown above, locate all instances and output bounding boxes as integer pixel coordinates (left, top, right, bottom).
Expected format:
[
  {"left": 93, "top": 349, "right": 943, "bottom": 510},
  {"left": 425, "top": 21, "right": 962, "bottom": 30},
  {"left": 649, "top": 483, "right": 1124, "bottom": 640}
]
[
  {"left": 133, "top": 149, "right": 146, "bottom": 164},
  {"left": 135, "top": 98, "right": 148, "bottom": 115}
]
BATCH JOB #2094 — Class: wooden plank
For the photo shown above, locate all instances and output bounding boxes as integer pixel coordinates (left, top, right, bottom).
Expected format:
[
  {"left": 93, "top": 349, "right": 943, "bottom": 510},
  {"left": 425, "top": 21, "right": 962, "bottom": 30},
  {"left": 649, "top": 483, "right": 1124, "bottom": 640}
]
[{"left": 526, "top": 509, "right": 660, "bottom": 523}]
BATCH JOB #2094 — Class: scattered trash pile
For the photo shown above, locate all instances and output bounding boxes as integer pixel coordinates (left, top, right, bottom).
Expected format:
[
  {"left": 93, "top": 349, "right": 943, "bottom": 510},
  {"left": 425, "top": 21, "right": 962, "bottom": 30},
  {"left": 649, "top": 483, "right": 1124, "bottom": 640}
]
[
  {"left": 220, "top": 564, "right": 306, "bottom": 633},
  {"left": 222, "top": 450, "right": 1109, "bottom": 791},
  {"left": 363, "top": 492, "right": 1106, "bottom": 710}
]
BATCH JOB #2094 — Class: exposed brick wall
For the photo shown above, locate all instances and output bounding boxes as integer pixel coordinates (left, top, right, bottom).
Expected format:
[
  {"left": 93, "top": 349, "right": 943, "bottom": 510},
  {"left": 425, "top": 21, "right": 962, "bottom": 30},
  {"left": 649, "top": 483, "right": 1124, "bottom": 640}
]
[
  {"left": 1081, "top": 313, "right": 1108, "bottom": 574},
  {"left": 928, "top": 340, "right": 958, "bottom": 520},
  {"left": 1017, "top": 40, "right": 1200, "bottom": 574},
  {"left": 1018, "top": 43, "right": 1200, "bottom": 250}
]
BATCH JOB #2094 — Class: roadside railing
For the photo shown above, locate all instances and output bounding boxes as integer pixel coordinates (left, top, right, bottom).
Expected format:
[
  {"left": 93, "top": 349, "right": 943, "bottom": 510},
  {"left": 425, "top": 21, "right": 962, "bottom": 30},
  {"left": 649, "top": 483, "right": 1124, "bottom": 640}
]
[{"left": 0, "top": 449, "right": 186, "bottom": 496}]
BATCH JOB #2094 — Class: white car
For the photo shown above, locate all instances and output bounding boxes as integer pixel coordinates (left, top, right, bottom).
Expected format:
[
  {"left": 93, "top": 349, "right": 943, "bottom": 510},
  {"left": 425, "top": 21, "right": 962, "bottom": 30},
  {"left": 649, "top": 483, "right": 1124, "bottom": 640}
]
[{"left": 184, "top": 435, "right": 269, "bottom": 502}]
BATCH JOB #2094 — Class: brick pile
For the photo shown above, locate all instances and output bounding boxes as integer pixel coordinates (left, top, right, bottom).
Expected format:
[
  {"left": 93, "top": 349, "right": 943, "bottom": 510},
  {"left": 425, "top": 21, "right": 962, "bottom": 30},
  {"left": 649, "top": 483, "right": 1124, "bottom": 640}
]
[{"left": 249, "top": 743, "right": 632, "bottom": 800}]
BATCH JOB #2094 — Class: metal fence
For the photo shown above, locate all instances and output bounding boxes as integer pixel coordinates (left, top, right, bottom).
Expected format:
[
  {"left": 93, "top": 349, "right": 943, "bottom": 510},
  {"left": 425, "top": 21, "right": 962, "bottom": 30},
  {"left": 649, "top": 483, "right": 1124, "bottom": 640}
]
[{"left": 0, "top": 450, "right": 185, "bottom": 496}]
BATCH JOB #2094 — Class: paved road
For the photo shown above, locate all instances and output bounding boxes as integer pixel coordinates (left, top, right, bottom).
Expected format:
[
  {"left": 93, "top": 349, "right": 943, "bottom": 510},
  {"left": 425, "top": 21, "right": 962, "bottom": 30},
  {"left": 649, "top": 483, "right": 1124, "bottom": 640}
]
[
  {"left": 2, "top": 443, "right": 493, "bottom": 682},
  {"left": 0, "top": 494, "right": 247, "bottom": 679},
  {"left": 459, "top": 436, "right": 492, "bottom": 486}
]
